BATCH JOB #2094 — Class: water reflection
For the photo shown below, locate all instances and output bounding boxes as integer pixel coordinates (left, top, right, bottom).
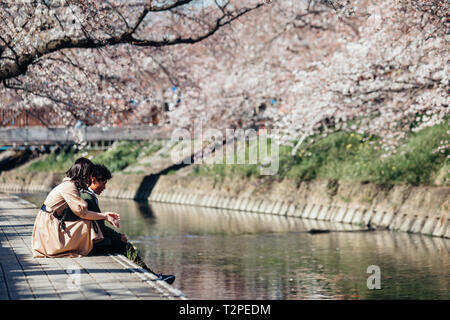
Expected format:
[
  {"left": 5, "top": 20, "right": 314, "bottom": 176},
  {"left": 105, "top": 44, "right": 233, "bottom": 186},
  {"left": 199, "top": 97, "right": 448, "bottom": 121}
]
[{"left": 15, "top": 193, "right": 450, "bottom": 300}]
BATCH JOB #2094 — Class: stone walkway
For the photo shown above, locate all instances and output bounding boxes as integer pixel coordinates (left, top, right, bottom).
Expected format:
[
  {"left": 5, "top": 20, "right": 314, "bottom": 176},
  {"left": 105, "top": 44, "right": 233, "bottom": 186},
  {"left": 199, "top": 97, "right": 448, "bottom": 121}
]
[{"left": 0, "top": 193, "right": 186, "bottom": 300}]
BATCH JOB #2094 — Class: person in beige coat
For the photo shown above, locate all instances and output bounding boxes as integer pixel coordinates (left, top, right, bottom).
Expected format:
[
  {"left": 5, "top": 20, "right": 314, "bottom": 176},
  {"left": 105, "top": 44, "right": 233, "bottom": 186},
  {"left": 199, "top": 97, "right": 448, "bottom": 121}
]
[{"left": 32, "top": 157, "right": 120, "bottom": 258}]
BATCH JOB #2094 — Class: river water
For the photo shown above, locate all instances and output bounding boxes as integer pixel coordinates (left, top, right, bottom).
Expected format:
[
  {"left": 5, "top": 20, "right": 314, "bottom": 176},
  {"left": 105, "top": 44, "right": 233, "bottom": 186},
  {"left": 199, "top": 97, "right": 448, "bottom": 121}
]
[{"left": 17, "top": 192, "right": 450, "bottom": 300}]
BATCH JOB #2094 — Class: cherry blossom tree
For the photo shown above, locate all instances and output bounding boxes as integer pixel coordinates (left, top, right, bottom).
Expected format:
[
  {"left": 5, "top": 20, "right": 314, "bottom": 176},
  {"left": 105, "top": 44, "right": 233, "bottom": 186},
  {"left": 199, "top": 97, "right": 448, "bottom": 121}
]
[
  {"left": 156, "top": 0, "right": 449, "bottom": 151},
  {"left": 1, "top": 0, "right": 448, "bottom": 153},
  {"left": 0, "top": 0, "right": 265, "bottom": 125}
]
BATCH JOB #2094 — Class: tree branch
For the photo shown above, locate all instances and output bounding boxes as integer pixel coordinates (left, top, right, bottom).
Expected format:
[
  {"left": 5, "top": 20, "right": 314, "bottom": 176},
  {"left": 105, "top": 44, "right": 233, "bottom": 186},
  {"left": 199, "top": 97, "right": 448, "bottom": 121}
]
[{"left": 0, "top": 2, "right": 264, "bottom": 81}]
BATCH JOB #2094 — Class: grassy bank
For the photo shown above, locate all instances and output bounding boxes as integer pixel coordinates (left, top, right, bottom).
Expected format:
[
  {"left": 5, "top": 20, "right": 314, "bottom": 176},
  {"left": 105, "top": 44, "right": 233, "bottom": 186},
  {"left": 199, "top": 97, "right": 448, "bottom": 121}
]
[
  {"left": 27, "top": 140, "right": 163, "bottom": 173},
  {"left": 191, "top": 122, "right": 450, "bottom": 188}
]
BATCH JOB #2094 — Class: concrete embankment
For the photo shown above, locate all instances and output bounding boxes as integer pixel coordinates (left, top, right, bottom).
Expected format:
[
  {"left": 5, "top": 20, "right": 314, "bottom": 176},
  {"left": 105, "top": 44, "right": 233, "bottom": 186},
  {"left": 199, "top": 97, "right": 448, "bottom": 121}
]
[
  {"left": 0, "top": 170, "right": 150, "bottom": 199},
  {"left": 149, "top": 175, "right": 450, "bottom": 239},
  {"left": 1, "top": 169, "right": 449, "bottom": 239}
]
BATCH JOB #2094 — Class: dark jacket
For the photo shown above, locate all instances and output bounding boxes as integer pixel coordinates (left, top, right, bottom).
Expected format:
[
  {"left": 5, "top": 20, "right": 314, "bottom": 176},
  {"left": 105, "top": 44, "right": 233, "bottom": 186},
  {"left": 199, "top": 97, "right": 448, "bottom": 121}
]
[{"left": 79, "top": 189, "right": 123, "bottom": 244}]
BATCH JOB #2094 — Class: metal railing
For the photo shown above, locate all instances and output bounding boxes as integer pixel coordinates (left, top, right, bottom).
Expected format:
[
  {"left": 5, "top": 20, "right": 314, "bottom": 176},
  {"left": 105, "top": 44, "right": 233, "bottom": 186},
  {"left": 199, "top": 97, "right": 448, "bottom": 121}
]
[{"left": 0, "top": 126, "right": 172, "bottom": 145}]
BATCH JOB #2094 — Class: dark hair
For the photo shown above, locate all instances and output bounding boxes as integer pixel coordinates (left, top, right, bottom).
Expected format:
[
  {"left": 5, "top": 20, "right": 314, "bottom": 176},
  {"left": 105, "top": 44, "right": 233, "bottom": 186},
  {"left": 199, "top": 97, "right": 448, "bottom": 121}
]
[
  {"left": 92, "top": 164, "right": 112, "bottom": 182},
  {"left": 66, "top": 157, "right": 94, "bottom": 190}
]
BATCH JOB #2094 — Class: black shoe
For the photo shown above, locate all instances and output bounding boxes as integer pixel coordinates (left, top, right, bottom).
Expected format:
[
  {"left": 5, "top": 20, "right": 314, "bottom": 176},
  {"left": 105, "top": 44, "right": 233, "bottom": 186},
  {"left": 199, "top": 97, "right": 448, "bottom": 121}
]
[{"left": 153, "top": 273, "right": 176, "bottom": 285}]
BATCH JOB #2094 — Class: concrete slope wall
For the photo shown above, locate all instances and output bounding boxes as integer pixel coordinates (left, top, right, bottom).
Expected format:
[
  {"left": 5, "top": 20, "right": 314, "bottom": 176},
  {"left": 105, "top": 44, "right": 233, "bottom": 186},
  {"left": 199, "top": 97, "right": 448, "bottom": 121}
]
[
  {"left": 0, "top": 170, "right": 149, "bottom": 199},
  {"left": 149, "top": 175, "right": 450, "bottom": 239}
]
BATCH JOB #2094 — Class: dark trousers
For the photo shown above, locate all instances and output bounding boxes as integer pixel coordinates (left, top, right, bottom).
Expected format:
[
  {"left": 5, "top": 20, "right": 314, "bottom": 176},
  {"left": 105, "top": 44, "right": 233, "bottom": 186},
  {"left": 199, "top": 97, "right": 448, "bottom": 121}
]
[
  {"left": 90, "top": 234, "right": 130, "bottom": 255},
  {"left": 89, "top": 223, "right": 151, "bottom": 272}
]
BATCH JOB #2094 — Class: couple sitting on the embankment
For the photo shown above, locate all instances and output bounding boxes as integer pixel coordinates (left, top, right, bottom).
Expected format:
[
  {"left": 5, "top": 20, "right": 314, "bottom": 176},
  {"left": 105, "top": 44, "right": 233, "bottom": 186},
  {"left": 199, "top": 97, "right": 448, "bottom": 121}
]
[{"left": 31, "top": 157, "right": 175, "bottom": 284}]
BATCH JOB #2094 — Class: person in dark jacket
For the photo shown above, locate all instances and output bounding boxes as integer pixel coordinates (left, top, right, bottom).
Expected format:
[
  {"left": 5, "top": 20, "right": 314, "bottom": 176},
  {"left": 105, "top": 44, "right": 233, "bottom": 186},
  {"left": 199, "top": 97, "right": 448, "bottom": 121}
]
[{"left": 64, "top": 163, "right": 175, "bottom": 284}]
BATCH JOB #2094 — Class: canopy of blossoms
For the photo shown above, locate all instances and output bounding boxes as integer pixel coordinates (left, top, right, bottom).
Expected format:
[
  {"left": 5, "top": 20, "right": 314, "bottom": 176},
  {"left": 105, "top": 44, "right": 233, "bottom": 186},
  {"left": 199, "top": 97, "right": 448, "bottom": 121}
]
[{"left": 1, "top": 0, "right": 448, "bottom": 150}]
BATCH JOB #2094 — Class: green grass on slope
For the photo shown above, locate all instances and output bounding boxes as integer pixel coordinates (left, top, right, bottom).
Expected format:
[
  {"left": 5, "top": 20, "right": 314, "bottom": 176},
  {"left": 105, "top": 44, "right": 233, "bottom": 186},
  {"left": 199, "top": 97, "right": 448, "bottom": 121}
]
[
  {"left": 27, "top": 140, "right": 163, "bottom": 173},
  {"left": 26, "top": 148, "right": 94, "bottom": 172},
  {"left": 191, "top": 122, "right": 450, "bottom": 187}
]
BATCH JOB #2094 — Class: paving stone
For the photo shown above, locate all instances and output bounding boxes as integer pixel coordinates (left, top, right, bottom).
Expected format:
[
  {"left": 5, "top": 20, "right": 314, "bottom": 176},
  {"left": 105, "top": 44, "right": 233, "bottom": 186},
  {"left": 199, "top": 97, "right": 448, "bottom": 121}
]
[
  {"left": 271, "top": 201, "right": 282, "bottom": 215},
  {"left": 286, "top": 203, "right": 297, "bottom": 217},
  {"left": 150, "top": 190, "right": 159, "bottom": 202},
  {"left": 421, "top": 217, "right": 439, "bottom": 236},
  {"left": 215, "top": 196, "right": 223, "bottom": 208},
  {"left": 202, "top": 194, "right": 212, "bottom": 207},
  {"left": 317, "top": 206, "right": 329, "bottom": 221},
  {"left": 302, "top": 203, "right": 315, "bottom": 219},
  {"left": 379, "top": 211, "right": 395, "bottom": 228},
  {"left": 276, "top": 202, "right": 287, "bottom": 216},
  {"left": 362, "top": 209, "right": 375, "bottom": 226},
  {"left": 239, "top": 198, "right": 249, "bottom": 211},
  {"left": 256, "top": 199, "right": 267, "bottom": 213},
  {"left": 233, "top": 197, "right": 242, "bottom": 211},
  {"left": 432, "top": 217, "right": 449, "bottom": 237},
  {"left": 194, "top": 194, "right": 204, "bottom": 206},
  {"left": 371, "top": 210, "right": 385, "bottom": 227},
  {"left": 264, "top": 201, "right": 275, "bottom": 214},
  {"left": 168, "top": 193, "right": 176, "bottom": 203},
  {"left": 181, "top": 193, "right": 190, "bottom": 205},
  {"left": 210, "top": 195, "right": 220, "bottom": 208},
  {"left": 244, "top": 198, "right": 255, "bottom": 212},
  {"left": 164, "top": 193, "right": 174, "bottom": 203},
  {"left": 351, "top": 208, "right": 364, "bottom": 225},
  {"left": 159, "top": 193, "right": 168, "bottom": 203},
  {"left": 445, "top": 225, "right": 450, "bottom": 239},
  {"left": 410, "top": 216, "right": 427, "bottom": 234},
  {"left": 342, "top": 208, "right": 357, "bottom": 224},
  {"left": 326, "top": 206, "right": 338, "bottom": 221},
  {"left": 149, "top": 192, "right": 157, "bottom": 201},
  {"left": 174, "top": 193, "right": 183, "bottom": 204},
  {"left": 334, "top": 207, "right": 348, "bottom": 223},
  {"left": 251, "top": 199, "right": 263, "bottom": 212},
  {"left": 390, "top": 214, "right": 407, "bottom": 231},
  {"left": 156, "top": 193, "right": 165, "bottom": 202},
  {"left": 321, "top": 206, "right": 334, "bottom": 221},
  {"left": 309, "top": 205, "right": 322, "bottom": 220},
  {"left": 399, "top": 215, "right": 416, "bottom": 233},
  {"left": 292, "top": 204, "right": 303, "bottom": 218},
  {"left": 200, "top": 194, "right": 210, "bottom": 206},
  {"left": 222, "top": 196, "right": 230, "bottom": 208}
]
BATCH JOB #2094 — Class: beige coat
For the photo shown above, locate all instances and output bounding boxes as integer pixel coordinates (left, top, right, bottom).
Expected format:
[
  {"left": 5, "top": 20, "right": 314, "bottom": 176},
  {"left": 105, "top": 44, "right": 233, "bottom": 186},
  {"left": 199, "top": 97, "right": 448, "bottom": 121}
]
[{"left": 32, "top": 177, "right": 104, "bottom": 258}]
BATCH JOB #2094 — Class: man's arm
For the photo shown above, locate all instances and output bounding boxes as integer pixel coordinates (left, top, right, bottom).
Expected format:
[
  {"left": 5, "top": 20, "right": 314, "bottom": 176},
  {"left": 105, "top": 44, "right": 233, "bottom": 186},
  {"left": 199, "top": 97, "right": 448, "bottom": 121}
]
[{"left": 80, "top": 190, "right": 123, "bottom": 241}]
